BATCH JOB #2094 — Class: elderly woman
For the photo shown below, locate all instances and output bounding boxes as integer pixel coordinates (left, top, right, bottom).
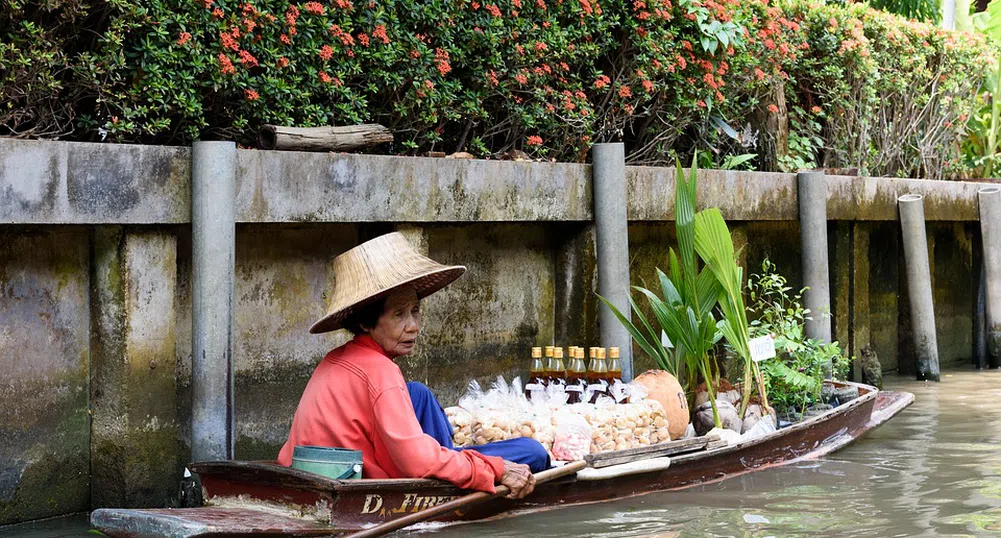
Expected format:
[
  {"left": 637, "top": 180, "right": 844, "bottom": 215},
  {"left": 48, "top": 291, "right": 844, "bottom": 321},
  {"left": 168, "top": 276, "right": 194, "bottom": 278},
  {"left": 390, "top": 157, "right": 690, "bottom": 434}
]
[{"left": 278, "top": 233, "right": 549, "bottom": 498}]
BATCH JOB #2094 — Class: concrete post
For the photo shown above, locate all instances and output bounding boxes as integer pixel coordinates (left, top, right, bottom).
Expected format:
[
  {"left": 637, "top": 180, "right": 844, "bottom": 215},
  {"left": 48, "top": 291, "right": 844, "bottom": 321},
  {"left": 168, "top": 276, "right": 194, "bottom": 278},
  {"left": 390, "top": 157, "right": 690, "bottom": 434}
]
[
  {"left": 797, "top": 171, "right": 833, "bottom": 350},
  {"left": 191, "top": 141, "right": 236, "bottom": 461},
  {"left": 978, "top": 187, "right": 1001, "bottom": 368},
  {"left": 592, "top": 143, "right": 633, "bottom": 381},
  {"left": 898, "top": 194, "right": 940, "bottom": 381}
]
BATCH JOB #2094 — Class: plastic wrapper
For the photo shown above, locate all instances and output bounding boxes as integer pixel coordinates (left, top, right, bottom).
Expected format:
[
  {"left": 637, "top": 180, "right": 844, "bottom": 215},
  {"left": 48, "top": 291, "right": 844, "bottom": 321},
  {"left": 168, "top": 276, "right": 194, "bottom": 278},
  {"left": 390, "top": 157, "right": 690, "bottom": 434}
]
[
  {"left": 551, "top": 408, "right": 593, "bottom": 461},
  {"left": 445, "top": 375, "right": 671, "bottom": 456},
  {"left": 444, "top": 406, "right": 474, "bottom": 447}
]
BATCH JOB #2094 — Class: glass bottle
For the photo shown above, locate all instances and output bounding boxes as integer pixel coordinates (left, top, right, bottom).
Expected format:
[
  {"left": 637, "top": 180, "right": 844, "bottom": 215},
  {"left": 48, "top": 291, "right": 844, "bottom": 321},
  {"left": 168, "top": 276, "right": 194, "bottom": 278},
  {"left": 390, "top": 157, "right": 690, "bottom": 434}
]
[
  {"left": 525, "top": 346, "right": 547, "bottom": 398},
  {"left": 608, "top": 347, "right": 623, "bottom": 382},
  {"left": 566, "top": 347, "right": 587, "bottom": 404},
  {"left": 588, "top": 347, "right": 609, "bottom": 402},
  {"left": 543, "top": 345, "right": 555, "bottom": 383},
  {"left": 549, "top": 347, "right": 567, "bottom": 387}
]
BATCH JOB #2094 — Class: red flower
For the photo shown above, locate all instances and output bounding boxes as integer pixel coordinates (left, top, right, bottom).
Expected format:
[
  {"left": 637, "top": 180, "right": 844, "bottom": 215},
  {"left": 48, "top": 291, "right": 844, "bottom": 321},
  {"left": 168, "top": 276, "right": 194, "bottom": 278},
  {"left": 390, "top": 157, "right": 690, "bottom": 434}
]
[
  {"left": 527, "top": 135, "right": 543, "bottom": 146},
  {"left": 277, "top": 57, "right": 289, "bottom": 68},
  {"left": 425, "top": 79, "right": 435, "bottom": 89},
  {"left": 767, "top": 104, "right": 779, "bottom": 113},
  {"left": 218, "top": 54, "right": 236, "bottom": 74},
  {"left": 697, "top": 100, "right": 706, "bottom": 108},
  {"left": 220, "top": 30, "right": 240, "bottom": 51},
  {"left": 177, "top": 32, "right": 192, "bottom": 45},
  {"left": 410, "top": 49, "right": 421, "bottom": 59},
  {"left": 319, "top": 45, "right": 334, "bottom": 60},
  {"left": 513, "top": 0, "right": 522, "bottom": 7},
  {"left": 238, "top": 50, "right": 258, "bottom": 67},
  {"left": 624, "top": 104, "right": 634, "bottom": 114},
  {"left": 764, "top": 39, "right": 776, "bottom": 50},
  {"left": 593, "top": 75, "right": 610, "bottom": 89},
  {"left": 333, "top": 0, "right": 353, "bottom": 8},
  {"left": 201, "top": 0, "right": 213, "bottom": 8},
  {"left": 304, "top": 1, "right": 325, "bottom": 13},
  {"left": 358, "top": 33, "right": 370, "bottom": 47},
  {"left": 515, "top": 72, "right": 529, "bottom": 84},
  {"left": 579, "top": 0, "right": 593, "bottom": 14},
  {"left": 372, "top": 25, "right": 390, "bottom": 44},
  {"left": 642, "top": 79, "right": 654, "bottom": 93},
  {"left": 486, "top": 70, "right": 499, "bottom": 86},
  {"left": 212, "top": 7, "right": 224, "bottom": 17},
  {"left": 319, "top": 71, "right": 332, "bottom": 83},
  {"left": 618, "top": 85, "right": 631, "bottom": 98},
  {"left": 811, "top": 106, "right": 822, "bottom": 114},
  {"left": 534, "top": 41, "right": 547, "bottom": 52},
  {"left": 485, "top": 4, "right": 502, "bottom": 16},
  {"left": 280, "top": 34, "right": 291, "bottom": 44},
  {"left": 754, "top": 68, "right": 766, "bottom": 80},
  {"left": 536, "top": 0, "right": 546, "bottom": 8},
  {"left": 245, "top": 89, "right": 259, "bottom": 101}
]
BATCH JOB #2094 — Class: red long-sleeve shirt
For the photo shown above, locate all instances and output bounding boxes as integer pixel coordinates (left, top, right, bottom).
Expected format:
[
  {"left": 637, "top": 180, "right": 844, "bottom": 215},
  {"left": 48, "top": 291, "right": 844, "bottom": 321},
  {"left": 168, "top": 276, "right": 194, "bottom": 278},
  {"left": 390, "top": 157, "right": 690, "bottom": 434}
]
[{"left": 278, "top": 335, "right": 505, "bottom": 492}]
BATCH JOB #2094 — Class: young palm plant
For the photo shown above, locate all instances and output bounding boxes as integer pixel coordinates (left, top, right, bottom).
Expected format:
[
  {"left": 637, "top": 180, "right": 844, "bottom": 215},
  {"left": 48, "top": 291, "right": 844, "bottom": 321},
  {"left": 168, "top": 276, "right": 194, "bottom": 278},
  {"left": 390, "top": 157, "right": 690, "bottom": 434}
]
[
  {"left": 693, "top": 208, "right": 772, "bottom": 417},
  {"left": 600, "top": 156, "right": 724, "bottom": 428}
]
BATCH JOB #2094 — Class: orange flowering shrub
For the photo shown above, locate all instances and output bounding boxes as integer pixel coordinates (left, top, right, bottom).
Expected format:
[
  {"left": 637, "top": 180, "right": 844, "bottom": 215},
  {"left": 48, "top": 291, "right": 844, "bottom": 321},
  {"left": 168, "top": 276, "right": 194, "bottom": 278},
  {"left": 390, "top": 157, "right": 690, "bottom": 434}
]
[{"left": 0, "top": 0, "right": 992, "bottom": 175}]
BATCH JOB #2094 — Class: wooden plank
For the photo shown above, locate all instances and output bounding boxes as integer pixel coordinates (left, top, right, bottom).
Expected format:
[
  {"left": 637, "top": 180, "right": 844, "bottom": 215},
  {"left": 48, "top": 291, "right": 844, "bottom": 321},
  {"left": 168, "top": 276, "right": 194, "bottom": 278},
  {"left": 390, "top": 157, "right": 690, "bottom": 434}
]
[
  {"left": 584, "top": 435, "right": 719, "bottom": 469},
  {"left": 259, "top": 124, "right": 393, "bottom": 151},
  {"left": 706, "top": 440, "right": 729, "bottom": 451}
]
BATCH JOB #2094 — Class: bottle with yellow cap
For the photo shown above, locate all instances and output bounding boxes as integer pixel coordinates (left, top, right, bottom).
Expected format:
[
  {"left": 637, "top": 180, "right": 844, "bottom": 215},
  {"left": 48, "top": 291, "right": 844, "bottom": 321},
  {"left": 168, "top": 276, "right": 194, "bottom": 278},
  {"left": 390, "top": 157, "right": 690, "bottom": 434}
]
[
  {"left": 549, "top": 347, "right": 567, "bottom": 387},
  {"left": 566, "top": 347, "right": 588, "bottom": 404},
  {"left": 525, "top": 346, "right": 546, "bottom": 398},
  {"left": 587, "top": 347, "right": 610, "bottom": 402}
]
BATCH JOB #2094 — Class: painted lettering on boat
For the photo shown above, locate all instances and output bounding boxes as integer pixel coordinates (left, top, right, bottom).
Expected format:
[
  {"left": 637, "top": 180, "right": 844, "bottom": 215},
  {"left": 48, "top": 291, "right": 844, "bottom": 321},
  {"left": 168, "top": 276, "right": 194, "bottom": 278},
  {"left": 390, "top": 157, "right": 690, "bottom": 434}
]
[{"left": 360, "top": 493, "right": 462, "bottom": 517}]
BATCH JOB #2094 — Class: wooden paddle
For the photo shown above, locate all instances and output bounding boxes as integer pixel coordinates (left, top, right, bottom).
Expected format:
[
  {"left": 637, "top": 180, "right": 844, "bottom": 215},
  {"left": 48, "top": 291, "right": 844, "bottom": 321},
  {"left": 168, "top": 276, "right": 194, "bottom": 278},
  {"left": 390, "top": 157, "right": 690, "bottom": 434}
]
[{"left": 342, "top": 460, "right": 588, "bottom": 538}]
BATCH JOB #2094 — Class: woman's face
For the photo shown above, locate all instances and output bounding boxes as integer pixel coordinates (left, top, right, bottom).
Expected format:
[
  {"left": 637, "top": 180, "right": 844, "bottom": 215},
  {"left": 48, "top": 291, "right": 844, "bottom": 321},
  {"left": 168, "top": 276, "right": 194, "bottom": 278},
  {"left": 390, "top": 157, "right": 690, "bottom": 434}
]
[{"left": 365, "top": 287, "right": 422, "bottom": 358}]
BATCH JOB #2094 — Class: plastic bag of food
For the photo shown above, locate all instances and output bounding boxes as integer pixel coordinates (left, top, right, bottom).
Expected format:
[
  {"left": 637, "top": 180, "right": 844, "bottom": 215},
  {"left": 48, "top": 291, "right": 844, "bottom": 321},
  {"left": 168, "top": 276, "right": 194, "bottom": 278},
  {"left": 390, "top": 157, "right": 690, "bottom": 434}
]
[
  {"left": 445, "top": 406, "right": 474, "bottom": 447},
  {"left": 551, "top": 407, "right": 593, "bottom": 461}
]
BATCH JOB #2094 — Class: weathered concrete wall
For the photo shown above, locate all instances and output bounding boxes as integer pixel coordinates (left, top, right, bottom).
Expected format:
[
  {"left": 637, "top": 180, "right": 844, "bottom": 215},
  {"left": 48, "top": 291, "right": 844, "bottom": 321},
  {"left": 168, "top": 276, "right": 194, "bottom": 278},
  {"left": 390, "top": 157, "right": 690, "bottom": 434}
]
[
  {"left": 90, "top": 229, "right": 182, "bottom": 509},
  {"left": 0, "top": 229, "right": 90, "bottom": 524}
]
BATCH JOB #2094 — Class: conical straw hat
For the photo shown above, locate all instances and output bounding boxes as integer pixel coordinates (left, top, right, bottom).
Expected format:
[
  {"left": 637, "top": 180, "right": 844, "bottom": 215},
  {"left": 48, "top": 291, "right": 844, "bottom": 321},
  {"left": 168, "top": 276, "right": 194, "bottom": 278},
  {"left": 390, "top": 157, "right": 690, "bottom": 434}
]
[{"left": 309, "top": 232, "right": 465, "bottom": 334}]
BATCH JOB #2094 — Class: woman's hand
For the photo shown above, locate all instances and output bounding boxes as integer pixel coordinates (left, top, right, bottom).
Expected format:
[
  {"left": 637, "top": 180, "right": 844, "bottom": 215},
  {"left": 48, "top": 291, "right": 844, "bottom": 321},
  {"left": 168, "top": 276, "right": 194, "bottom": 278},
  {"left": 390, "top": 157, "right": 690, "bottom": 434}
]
[{"left": 498, "top": 461, "right": 536, "bottom": 499}]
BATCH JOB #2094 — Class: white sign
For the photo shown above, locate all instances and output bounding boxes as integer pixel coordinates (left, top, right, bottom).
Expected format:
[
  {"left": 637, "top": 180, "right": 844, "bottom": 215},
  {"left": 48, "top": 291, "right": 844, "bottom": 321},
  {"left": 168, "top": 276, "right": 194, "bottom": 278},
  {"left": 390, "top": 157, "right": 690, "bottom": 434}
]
[
  {"left": 661, "top": 330, "right": 674, "bottom": 349},
  {"left": 749, "top": 334, "right": 776, "bottom": 362}
]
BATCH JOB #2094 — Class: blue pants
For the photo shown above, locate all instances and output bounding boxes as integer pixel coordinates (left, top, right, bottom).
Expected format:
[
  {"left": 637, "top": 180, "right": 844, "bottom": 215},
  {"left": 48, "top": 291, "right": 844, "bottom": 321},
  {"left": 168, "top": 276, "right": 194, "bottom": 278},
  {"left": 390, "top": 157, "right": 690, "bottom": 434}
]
[{"left": 407, "top": 382, "right": 550, "bottom": 473}]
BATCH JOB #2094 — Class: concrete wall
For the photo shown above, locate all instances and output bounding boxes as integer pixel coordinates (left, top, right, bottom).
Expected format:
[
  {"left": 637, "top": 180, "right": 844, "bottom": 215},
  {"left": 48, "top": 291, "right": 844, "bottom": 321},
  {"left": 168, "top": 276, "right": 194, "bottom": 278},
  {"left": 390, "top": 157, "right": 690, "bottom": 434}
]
[{"left": 0, "top": 139, "right": 990, "bottom": 525}]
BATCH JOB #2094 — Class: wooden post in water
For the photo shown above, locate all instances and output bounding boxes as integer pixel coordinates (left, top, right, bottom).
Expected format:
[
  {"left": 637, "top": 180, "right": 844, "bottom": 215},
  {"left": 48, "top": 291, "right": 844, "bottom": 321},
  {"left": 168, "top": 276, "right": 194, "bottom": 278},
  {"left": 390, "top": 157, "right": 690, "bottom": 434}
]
[
  {"left": 898, "top": 194, "right": 940, "bottom": 381},
  {"left": 978, "top": 186, "right": 1001, "bottom": 368}
]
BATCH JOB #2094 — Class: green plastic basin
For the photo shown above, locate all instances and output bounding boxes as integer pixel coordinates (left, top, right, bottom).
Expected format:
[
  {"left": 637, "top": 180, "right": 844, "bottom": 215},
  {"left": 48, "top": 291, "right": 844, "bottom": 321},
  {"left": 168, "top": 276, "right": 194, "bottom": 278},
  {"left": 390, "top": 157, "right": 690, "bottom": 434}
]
[{"left": 290, "top": 445, "right": 363, "bottom": 480}]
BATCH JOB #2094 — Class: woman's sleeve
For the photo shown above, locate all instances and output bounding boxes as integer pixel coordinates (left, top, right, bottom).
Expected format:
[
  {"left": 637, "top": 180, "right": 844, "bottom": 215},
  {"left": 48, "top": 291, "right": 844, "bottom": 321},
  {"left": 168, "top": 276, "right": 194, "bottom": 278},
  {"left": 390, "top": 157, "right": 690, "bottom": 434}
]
[{"left": 372, "top": 385, "right": 505, "bottom": 492}]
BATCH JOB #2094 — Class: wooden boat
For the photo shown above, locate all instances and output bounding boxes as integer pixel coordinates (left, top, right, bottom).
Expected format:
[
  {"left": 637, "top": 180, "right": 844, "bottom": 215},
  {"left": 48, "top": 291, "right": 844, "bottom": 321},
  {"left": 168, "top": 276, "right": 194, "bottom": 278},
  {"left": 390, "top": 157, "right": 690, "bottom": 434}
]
[{"left": 91, "top": 382, "right": 913, "bottom": 538}]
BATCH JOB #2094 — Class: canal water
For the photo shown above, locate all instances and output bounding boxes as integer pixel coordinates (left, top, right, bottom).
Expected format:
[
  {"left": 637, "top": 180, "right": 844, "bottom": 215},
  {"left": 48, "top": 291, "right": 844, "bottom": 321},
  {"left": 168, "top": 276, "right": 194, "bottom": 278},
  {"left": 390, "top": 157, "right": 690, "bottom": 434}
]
[{"left": 5, "top": 369, "right": 1001, "bottom": 537}]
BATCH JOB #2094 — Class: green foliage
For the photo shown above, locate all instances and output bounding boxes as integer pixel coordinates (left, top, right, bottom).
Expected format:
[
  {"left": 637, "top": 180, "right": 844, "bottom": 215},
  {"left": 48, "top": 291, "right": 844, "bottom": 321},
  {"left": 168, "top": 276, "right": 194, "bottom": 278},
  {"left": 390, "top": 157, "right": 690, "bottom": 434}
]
[
  {"left": 747, "top": 259, "right": 851, "bottom": 414},
  {"left": 777, "top": 106, "right": 822, "bottom": 172},
  {"left": 1, "top": 0, "right": 992, "bottom": 174},
  {"left": 959, "top": 0, "right": 1001, "bottom": 178},
  {"left": 869, "top": 0, "right": 940, "bottom": 23}
]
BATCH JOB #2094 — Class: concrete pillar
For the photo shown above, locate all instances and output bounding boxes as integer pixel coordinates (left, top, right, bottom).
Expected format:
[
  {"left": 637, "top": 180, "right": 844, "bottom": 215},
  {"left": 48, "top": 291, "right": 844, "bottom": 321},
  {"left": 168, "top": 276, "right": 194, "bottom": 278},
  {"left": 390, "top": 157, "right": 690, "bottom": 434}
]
[
  {"left": 798, "top": 171, "right": 832, "bottom": 346},
  {"left": 91, "top": 228, "right": 181, "bottom": 507},
  {"left": 978, "top": 187, "right": 1001, "bottom": 368},
  {"left": 592, "top": 143, "right": 633, "bottom": 381},
  {"left": 898, "top": 194, "right": 940, "bottom": 381},
  {"left": 191, "top": 141, "right": 236, "bottom": 461}
]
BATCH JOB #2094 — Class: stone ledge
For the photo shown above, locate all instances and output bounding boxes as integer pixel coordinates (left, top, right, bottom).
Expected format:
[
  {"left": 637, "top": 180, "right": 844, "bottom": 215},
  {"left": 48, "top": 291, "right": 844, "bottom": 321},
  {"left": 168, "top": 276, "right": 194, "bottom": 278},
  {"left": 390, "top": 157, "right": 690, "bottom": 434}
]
[{"left": 0, "top": 139, "right": 992, "bottom": 224}]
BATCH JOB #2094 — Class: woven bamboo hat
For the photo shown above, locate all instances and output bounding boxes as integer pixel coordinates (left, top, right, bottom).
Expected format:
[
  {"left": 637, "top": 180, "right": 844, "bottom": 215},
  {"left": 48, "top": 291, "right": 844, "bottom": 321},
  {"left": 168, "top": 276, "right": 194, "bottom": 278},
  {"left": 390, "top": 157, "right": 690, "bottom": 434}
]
[{"left": 309, "top": 232, "right": 465, "bottom": 334}]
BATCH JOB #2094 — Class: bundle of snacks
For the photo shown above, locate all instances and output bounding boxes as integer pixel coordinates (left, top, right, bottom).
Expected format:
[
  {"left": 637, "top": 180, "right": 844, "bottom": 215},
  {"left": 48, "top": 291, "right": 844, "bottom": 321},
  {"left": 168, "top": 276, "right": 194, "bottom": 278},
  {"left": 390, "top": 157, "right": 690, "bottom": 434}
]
[
  {"left": 445, "top": 406, "right": 474, "bottom": 447},
  {"left": 445, "top": 376, "right": 672, "bottom": 458}
]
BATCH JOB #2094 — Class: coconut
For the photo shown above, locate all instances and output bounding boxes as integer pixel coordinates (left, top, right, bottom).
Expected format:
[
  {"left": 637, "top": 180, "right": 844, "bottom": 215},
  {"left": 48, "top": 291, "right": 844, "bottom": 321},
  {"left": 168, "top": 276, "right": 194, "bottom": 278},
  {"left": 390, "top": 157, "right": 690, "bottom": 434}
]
[{"left": 631, "top": 369, "right": 690, "bottom": 440}]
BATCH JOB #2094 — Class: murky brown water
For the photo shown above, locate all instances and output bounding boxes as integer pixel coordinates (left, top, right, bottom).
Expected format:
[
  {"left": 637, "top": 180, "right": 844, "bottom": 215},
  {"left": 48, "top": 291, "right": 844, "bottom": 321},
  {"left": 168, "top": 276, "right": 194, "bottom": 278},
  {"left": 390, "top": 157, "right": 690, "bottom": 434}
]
[{"left": 5, "top": 369, "right": 1001, "bottom": 537}]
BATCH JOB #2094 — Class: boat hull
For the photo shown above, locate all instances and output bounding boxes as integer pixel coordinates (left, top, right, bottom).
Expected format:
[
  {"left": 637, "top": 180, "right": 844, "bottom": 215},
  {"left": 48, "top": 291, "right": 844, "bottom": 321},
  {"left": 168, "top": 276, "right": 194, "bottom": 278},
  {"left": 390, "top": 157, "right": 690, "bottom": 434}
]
[{"left": 91, "top": 383, "right": 913, "bottom": 538}]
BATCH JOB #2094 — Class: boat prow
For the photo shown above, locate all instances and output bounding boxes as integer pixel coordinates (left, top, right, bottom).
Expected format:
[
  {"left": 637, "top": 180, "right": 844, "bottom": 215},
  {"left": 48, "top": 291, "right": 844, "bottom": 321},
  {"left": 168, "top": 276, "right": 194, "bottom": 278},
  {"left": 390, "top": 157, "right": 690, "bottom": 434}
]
[{"left": 92, "top": 382, "right": 913, "bottom": 538}]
